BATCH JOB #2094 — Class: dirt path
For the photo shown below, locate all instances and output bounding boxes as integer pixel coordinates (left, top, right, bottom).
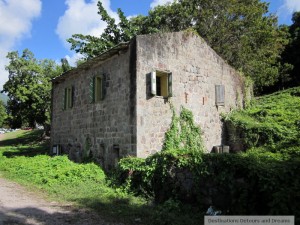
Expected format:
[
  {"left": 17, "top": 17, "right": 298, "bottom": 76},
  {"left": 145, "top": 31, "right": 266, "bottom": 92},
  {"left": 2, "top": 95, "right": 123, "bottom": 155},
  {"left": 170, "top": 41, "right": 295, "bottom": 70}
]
[{"left": 0, "top": 177, "right": 124, "bottom": 225}]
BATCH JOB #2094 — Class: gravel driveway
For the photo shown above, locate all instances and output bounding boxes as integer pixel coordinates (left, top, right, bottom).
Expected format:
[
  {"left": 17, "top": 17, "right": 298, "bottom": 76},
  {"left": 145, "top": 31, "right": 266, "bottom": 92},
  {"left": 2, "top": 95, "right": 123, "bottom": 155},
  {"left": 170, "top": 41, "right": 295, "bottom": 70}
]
[{"left": 0, "top": 177, "right": 124, "bottom": 225}]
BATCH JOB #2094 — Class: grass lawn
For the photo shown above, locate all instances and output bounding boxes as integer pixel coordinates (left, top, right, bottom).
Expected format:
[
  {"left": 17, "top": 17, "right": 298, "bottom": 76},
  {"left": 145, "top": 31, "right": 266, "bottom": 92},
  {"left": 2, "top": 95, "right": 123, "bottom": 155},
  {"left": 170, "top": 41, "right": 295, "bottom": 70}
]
[{"left": 0, "top": 130, "right": 204, "bottom": 225}]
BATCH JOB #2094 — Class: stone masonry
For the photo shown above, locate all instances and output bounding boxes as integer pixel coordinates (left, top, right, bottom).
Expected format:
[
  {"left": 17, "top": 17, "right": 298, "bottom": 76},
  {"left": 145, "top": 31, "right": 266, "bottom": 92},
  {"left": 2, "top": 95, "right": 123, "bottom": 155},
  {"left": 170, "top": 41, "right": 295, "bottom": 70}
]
[
  {"left": 51, "top": 43, "right": 136, "bottom": 169},
  {"left": 135, "top": 31, "right": 245, "bottom": 157},
  {"left": 51, "top": 31, "right": 245, "bottom": 168}
]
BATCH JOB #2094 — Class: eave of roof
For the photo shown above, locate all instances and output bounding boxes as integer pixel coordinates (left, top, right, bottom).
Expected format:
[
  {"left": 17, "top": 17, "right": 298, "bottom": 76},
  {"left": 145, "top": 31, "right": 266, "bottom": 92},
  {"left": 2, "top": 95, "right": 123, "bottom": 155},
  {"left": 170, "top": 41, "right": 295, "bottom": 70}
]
[{"left": 52, "top": 42, "right": 130, "bottom": 83}]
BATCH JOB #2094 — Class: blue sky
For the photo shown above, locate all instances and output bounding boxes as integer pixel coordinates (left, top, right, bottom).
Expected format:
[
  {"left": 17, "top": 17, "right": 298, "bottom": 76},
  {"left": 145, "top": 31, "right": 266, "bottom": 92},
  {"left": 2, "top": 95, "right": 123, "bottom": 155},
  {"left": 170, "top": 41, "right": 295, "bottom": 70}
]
[{"left": 0, "top": 0, "right": 300, "bottom": 90}]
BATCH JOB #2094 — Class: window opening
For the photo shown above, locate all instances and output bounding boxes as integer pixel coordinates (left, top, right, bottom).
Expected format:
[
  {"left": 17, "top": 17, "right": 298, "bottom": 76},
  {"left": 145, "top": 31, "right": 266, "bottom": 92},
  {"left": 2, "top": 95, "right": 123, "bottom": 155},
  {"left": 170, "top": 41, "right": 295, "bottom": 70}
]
[
  {"left": 95, "top": 76, "right": 103, "bottom": 102},
  {"left": 151, "top": 70, "right": 172, "bottom": 97},
  {"left": 63, "top": 86, "right": 74, "bottom": 109},
  {"left": 90, "top": 74, "right": 106, "bottom": 103}
]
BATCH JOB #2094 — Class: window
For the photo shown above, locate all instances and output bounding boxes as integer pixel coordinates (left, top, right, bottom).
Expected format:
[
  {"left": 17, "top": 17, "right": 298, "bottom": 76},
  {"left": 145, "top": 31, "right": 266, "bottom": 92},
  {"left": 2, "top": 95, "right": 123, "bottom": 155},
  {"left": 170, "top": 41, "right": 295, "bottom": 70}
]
[
  {"left": 90, "top": 74, "right": 106, "bottom": 103},
  {"left": 63, "top": 86, "right": 74, "bottom": 110},
  {"left": 151, "top": 70, "right": 172, "bottom": 97},
  {"left": 215, "top": 85, "right": 225, "bottom": 106},
  {"left": 95, "top": 76, "right": 103, "bottom": 102}
]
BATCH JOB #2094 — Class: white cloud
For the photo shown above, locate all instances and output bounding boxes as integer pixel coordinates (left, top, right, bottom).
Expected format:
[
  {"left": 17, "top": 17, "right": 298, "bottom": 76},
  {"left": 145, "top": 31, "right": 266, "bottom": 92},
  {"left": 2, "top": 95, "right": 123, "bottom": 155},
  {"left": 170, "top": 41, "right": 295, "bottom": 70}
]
[
  {"left": 282, "top": 0, "right": 300, "bottom": 13},
  {"left": 150, "top": 0, "right": 174, "bottom": 8},
  {"left": 64, "top": 53, "right": 83, "bottom": 67},
  {"left": 56, "top": 0, "right": 118, "bottom": 48},
  {"left": 0, "top": 52, "right": 9, "bottom": 92},
  {"left": 0, "top": 0, "right": 41, "bottom": 90},
  {"left": 278, "top": 0, "right": 300, "bottom": 23}
]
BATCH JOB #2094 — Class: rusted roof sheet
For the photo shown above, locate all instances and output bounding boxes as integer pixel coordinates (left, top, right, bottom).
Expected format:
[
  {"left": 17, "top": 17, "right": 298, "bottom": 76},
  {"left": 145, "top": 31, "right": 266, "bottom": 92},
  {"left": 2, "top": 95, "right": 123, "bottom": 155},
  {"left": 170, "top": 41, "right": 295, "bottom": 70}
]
[{"left": 52, "top": 42, "right": 130, "bottom": 83}]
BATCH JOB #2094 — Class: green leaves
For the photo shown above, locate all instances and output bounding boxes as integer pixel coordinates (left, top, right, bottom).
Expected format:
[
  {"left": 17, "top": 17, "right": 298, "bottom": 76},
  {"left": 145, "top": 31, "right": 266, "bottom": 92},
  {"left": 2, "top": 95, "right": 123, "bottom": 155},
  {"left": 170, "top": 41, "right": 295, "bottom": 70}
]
[
  {"left": 0, "top": 100, "right": 7, "bottom": 127},
  {"left": 280, "top": 12, "right": 300, "bottom": 88},
  {"left": 223, "top": 87, "right": 300, "bottom": 150},
  {"left": 118, "top": 146, "right": 300, "bottom": 217},
  {"left": 163, "top": 106, "right": 204, "bottom": 153},
  {"left": 68, "top": 2, "right": 136, "bottom": 59},
  {"left": 2, "top": 49, "right": 62, "bottom": 128}
]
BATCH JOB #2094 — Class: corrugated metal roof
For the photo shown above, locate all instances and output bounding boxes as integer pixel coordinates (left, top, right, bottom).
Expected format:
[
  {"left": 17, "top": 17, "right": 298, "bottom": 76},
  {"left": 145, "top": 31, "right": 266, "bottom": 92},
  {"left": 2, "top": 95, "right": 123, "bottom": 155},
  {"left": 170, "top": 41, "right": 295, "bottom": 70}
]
[{"left": 52, "top": 42, "right": 130, "bottom": 83}]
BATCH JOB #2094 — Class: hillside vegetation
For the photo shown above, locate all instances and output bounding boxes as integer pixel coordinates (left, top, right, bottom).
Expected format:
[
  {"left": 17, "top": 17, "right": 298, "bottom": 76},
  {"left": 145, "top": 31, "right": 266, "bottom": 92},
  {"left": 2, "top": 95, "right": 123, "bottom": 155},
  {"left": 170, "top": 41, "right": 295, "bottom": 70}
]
[
  {"left": 223, "top": 86, "right": 300, "bottom": 155},
  {"left": 118, "top": 87, "right": 300, "bottom": 223}
]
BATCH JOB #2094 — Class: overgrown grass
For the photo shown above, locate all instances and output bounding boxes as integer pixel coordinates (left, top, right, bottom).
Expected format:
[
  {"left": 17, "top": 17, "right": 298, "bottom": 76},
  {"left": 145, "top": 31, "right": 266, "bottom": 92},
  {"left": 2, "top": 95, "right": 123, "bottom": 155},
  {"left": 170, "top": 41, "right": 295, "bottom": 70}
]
[
  {"left": 223, "top": 86, "right": 300, "bottom": 151},
  {"left": 0, "top": 130, "right": 204, "bottom": 225},
  {"left": 117, "top": 88, "right": 300, "bottom": 224},
  {"left": 118, "top": 147, "right": 300, "bottom": 224}
]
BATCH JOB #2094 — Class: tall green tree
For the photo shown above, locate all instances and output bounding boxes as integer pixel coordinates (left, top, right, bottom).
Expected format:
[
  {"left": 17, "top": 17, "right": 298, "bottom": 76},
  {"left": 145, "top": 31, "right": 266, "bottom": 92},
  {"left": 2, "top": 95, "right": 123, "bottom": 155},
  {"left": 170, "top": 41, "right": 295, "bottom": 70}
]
[
  {"left": 281, "top": 12, "right": 300, "bottom": 87},
  {"left": 68, "top": 0, "right": 288, "bottom": 93},
  {"left": 68, "top": 1, "right": 139, "bottom": 59},
  {"left": 2, "top": 49, "right": 62, "bottom": 128}
]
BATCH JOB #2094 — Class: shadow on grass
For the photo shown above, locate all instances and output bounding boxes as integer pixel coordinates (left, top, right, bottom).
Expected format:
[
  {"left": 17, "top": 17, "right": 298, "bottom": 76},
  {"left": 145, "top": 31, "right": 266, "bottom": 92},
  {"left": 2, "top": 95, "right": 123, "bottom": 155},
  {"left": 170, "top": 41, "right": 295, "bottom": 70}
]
[
  {"left": 72, "top": 197, "right": 204, "bottom": 225},
  {"left": 2, "top": 144, "right": 49, "bottom": 158},
  {"left": 0, "top": 130, "right": 43, "bottom": 146},
  {"left": 0, "top": 202, "right": 190, "bottom": 225},
  {"left": 0, "top": 205, "right": 111, "bottom": 225},
  {"left": 74, "top": 198, "right": 151, "bottom": 225},
  {"left": 0, "top": 130, "right": 49, "bottom": 158}
]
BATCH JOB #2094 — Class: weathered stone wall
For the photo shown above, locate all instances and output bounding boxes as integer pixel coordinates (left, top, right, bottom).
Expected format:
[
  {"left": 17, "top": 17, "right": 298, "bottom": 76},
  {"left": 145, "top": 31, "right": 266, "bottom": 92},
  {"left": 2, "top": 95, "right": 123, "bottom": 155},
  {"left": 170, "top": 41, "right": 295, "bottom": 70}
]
[
  {"left": 135, "top": 31, "right": 245, "bottom": 157},
  {"left": 51, "top": 44, "right": 136, "bottom": 169}
]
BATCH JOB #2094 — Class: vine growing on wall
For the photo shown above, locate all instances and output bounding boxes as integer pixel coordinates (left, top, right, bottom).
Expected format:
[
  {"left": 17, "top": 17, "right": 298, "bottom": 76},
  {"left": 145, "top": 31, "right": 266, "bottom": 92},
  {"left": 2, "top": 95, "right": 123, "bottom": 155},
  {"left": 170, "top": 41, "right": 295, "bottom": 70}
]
[{"left": 163, "top": 104, "right": 204, "bottom": 153}]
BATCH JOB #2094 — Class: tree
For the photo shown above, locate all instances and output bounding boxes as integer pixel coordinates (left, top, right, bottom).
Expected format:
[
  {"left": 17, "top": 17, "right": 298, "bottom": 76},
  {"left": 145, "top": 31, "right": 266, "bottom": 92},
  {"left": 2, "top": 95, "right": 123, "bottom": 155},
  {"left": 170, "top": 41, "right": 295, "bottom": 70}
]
[
  {"left": 281, "top": 12, "right": 300, "bottom": 87},
  {"left": 61, "top": 58, "right": 72, "bottom": 72},
  {"left": 0, "top": 100, "right": 7, "bottom": 127},
  {"left": 67, "top": 0, "right": 288, "bottom": 93},
  {"left": 2, "top": 49, "right": 62, "bottom": 129},
  {"left": 68, "top": 1, "right": 139, "bottom": 59}
]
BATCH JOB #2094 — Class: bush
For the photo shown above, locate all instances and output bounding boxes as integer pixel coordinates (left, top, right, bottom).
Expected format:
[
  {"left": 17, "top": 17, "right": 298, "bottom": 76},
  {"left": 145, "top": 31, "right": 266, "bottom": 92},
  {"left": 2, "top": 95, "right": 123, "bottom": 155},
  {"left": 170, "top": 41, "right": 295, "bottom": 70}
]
[
  {"left": 117, "top": 92, "right": 300, "bottom": 222},
  {"left": 116, "top": 157, "right": 153, "bottom": 197},
  {"left": 223, "top": 87, "right": 300, "bottom": 150},
  {"left": 118, "top": 150, "right": 300, "bottom": 220},
  {"left": 0, "top": 155, "right": 106, "bottom": 187}
]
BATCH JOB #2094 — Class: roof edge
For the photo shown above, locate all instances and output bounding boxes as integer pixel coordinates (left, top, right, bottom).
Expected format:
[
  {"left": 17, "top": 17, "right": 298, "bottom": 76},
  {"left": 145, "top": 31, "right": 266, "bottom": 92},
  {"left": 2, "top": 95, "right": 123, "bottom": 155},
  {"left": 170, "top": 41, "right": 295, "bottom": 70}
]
[{"left": 52, "top": 42, "right": 130, "bottom": 83}]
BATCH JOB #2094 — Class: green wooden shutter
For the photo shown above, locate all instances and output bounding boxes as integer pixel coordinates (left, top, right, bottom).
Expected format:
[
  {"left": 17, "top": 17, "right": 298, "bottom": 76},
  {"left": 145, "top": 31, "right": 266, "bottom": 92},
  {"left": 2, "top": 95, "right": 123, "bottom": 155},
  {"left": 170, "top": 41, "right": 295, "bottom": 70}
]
[
  {"left": 168, "top": 72, "right": 172, "bottom": 97},
  {"left": 89, "top": 76, "right": 95, "bottom": 103},
  {"left": 71, "top": 86, "right": 75, "bottom": 108},
  {"left": 215, "top": 85, "right": 225, "bottom": 106},
  {"left": 151, "top": 71, "right": 156, "bottom": 95},
  {"left": 63, "top": 88, "right": 67, "bottom": 110},
  {"left": 101, "top": 74, "right": 106, "bottom": 100}
]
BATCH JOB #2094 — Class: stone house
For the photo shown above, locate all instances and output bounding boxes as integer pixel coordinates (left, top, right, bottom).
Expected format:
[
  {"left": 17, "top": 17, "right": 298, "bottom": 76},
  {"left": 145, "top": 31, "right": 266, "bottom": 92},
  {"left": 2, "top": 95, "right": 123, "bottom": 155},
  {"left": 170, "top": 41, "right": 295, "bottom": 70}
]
[{"left": 51, "top": 31, "right": 246, "bottom": 168}]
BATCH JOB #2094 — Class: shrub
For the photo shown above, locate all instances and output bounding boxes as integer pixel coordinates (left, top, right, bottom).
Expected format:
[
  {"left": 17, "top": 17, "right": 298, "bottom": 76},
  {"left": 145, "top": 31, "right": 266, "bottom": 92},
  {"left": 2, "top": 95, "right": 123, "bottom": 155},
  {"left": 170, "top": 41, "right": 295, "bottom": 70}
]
[
  {"left": 0, "top": 155, "right": 106, "bottom": 187},
  {"left": 223, "top": 87, "right": 300, "bottom": 150},
  {"left": 118, "top": 88, "right": 300, "bottom": 222},
  {"left": 118, "top": 150, "right": 300, "bottom": 220}
]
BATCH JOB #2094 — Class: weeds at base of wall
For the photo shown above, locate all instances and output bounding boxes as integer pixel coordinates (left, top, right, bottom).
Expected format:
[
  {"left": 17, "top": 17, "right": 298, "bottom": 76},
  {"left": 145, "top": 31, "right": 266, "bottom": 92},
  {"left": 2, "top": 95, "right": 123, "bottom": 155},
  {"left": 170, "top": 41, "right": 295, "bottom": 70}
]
[
  {"left": 117, "top": 149, "right": 300, "bottom": 222},
  {"left": 117, "top": 100, "right": 300, "bottom": 222}
]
